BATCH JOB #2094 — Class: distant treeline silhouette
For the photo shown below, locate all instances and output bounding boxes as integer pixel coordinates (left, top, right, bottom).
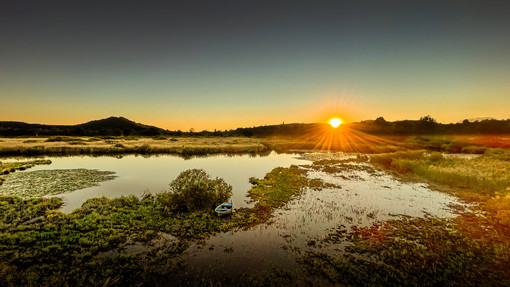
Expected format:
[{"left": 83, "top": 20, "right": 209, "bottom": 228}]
[
  {"left": 351, "top": 116, "right": 510, "bottom": 135},
  {"left": 1, "top": 116, "right": 509, "bottom": 137}
]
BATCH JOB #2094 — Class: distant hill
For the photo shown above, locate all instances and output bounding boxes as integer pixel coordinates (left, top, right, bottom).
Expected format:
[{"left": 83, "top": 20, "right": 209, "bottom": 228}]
[
  {"left": 0, "top": 117, "right": 167, "bottom": 136},
  {"left": 77, "top": 117, "right": 164, "bottom": 133},
  {"left": 1, "top": 116, "right": 510, "bottom": 137}
]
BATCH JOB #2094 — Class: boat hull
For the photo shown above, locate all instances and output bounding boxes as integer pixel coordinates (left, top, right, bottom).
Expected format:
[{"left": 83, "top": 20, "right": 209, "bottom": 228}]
[{"left": 215, "top": 203, "right": 233, "bottom": 216}]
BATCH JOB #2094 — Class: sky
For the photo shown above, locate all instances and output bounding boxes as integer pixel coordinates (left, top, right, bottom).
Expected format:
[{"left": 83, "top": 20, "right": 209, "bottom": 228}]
[{"left": 1, "top": 0, "right": 509, "bottom": 131}]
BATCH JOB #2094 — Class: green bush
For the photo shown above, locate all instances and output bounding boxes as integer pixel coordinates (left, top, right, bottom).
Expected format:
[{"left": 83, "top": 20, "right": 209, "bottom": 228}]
[{"left": 157, "top": 169, "right": 232, "bottom": 212}]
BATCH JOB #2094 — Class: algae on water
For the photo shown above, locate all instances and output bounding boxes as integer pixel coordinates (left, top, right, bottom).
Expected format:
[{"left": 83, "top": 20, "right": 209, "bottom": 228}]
[{"left": 0, "top": 169, "right": 117, "bottom": 197}]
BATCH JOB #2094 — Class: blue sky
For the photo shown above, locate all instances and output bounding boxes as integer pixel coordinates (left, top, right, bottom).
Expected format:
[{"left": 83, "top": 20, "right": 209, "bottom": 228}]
[{"left": 1, "top": 0, "right": 509, "bottom": 130}]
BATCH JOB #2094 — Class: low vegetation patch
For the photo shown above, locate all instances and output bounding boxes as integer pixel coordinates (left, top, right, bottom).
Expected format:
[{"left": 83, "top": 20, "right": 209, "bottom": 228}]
[
  {"left": 249, "top": 165, "right": 308, "bottom": 208},
  {"left": 45, "top": 136, "right": 85, "bottom": 143},
  {"left": 0, "top": 194, "right": 249, "bottom": 286},
  {"left": 247, "top": 165, "right": 326, "bottom": 223},
  {"left": 300, "top": 217, "right": 510, "bottom": 286},
  {"left": 0, "top": 169, "right": 249, "bottom": 286}
]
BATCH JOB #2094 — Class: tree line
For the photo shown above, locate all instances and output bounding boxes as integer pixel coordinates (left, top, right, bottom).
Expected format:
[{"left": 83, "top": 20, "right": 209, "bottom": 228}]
[{"left": 1, "top": 116, "right": 509, "bottom": 137}]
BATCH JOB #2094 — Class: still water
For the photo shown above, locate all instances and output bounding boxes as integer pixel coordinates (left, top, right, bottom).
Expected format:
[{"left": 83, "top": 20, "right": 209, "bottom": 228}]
[
  {"left": 17, "top": 152, "right": 307, "bottom": 212},
  {"left": 2, "top": 152, "right": 467, "bottom": 282},
  {"left": 184, "top": 154, "right": 466, "bottom": 280}
]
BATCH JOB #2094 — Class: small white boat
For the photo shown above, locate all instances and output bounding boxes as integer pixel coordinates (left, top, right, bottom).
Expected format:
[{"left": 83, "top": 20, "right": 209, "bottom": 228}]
[{"left": 215, "top": 202, "right": 233, "bottom": 216}]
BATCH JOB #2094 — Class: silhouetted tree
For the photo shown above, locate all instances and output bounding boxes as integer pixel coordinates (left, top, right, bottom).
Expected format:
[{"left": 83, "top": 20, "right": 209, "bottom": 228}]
[{"left": 374, "top": 117, "right": 388, "bottom": 126}]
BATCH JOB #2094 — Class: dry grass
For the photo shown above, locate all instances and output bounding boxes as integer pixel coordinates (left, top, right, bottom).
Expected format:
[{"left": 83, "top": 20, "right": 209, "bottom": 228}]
[{"left": 0, "top": 136, "right": 267, "bottom": 155}]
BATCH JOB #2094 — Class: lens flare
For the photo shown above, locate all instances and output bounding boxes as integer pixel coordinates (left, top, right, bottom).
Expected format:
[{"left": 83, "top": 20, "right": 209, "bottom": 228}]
[{"left": 329, "top": 118, "right": 342, "bottom": 128}]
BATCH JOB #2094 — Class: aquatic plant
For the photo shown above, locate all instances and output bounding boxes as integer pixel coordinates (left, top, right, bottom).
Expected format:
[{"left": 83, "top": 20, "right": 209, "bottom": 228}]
[
  {"left": 0, "top": 160, "right": 52, "bottom": 186},
  {"left": 0, "top": 169, "right": 117, "bottom": 197}
]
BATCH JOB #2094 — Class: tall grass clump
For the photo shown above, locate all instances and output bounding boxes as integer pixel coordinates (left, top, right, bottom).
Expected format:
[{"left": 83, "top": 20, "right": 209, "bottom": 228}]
[
  {"left": 157, "top": 169, "right": 232, "bottom": 213},
  {"left": 371, "top": 149, "right": 510, "bottom": 196}
]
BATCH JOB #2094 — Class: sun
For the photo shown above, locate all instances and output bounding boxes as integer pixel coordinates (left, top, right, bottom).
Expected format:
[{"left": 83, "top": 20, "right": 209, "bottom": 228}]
[{"left": 329, "top": 118, "right": 342, "bottom": 128}]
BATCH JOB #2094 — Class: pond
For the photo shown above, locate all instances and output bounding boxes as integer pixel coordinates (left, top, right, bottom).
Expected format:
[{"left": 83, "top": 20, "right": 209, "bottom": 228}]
[
  {"left": 0, "top": 152, "right": 306, "bottom": 212},
  {"left": 0, "top": 151, "right": 468, "bottom": 282},
  {"left": 183, "top": 153, "right": 467, "bottom": 281}
]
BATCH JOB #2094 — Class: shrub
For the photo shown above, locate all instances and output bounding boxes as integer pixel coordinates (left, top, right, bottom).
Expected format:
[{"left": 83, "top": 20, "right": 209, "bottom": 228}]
[
  {"left": 157, "top": 169, "right": 232, "bottom": 212},
  {"left": 138, "top": 144, "right": 152, "bottom": 154},
  {"left": 461, "top": 145, "right": 487, "bottom": 154},
  {"left": 428, "top": 152, "right": 444, "bottom": 162},
  {"left": 152, "top": 136, "right": 167, "bottom": 140}
]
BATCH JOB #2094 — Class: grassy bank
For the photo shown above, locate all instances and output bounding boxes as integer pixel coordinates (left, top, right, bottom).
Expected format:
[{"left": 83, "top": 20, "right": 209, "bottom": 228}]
[
  {"left": 0, "top": 136, "right": 269, "bottom": 156},
  {"left": 371, "top": 148, "right": 510, "bottom": 198},
  {"left": 3, "top": 134, "right": 509, "bottom": 156}
]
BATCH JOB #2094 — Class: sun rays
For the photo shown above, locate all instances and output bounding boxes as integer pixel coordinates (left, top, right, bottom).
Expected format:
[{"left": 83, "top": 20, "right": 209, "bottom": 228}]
[{"left": 292, "top": 122, "right": 401, "bottom": 153}]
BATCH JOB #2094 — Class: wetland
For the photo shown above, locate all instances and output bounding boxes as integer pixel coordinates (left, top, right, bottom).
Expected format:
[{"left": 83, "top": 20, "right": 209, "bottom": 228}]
[{"left": 0, "top": 144, "right": 509, "bottom": 286}]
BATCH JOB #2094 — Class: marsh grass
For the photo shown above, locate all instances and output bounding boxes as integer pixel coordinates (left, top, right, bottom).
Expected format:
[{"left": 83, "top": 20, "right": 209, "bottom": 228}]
[
  {"left": 371, "top": 149, "right": 510, "bottom": 225},
  {"left": 246, "top": 165, "right": 327, "bottom": 224},
  {"left": 0, "top": 164, "right": 313, "bottom": 286},
  {"left": 300, "top": 217, "right": 510, "bottom": 286},
  {"left": 0, "top": 192, "right": 249, "bottom": 286},
  {"left": 368, "top": 147, "right": 510, "bottom": 281},
  {"left": 45, "top": 136, "right": 84, "bottom": 143},
  {"left": 371, "top": 149, "right": 510, "bottom": 197},
  {"left": 0, "top": 136, "right": 269, "bottom": 156}
]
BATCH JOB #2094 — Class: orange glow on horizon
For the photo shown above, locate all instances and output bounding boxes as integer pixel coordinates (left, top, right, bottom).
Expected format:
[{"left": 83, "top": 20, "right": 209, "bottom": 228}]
[{"left": 289, "top": 122, "right": 400, "bottom": 153}]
